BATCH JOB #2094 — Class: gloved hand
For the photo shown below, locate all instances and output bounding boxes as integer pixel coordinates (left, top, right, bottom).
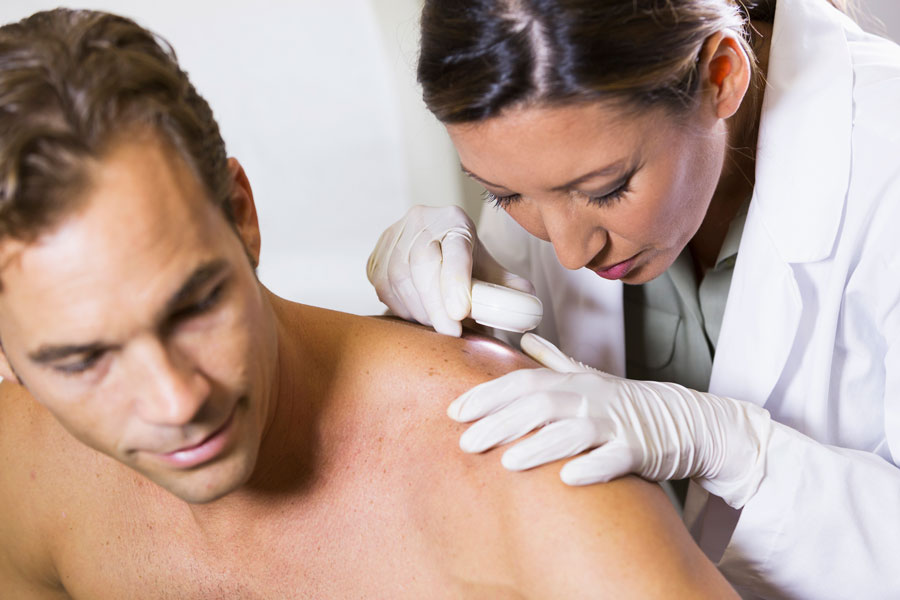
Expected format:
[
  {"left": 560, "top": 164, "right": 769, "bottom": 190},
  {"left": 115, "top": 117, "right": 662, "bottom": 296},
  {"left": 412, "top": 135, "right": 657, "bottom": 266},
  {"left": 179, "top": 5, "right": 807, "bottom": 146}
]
[
  {"left": 367, "top": 205, "right": 534, "bottom": 336},
  {"left": 448, "top": 333, "right": 774, "bottom": 508}
]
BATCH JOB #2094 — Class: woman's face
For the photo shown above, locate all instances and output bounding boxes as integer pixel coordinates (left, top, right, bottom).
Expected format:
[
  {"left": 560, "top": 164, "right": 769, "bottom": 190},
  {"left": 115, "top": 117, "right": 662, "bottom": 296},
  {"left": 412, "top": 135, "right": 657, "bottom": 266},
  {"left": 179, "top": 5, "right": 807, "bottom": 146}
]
[{"left": 446, "top": 100, "right": 727, "bottom": 283}]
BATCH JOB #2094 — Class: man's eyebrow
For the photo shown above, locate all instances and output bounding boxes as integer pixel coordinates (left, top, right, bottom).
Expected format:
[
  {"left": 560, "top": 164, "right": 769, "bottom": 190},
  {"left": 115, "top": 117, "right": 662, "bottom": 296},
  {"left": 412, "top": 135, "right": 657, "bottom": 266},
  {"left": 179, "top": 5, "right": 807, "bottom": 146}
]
[
  {"left": 160, "top": 258, "right": 230, "bottom": 318},
  {"left": 29, "top": 342, "right": 106, "bottom": 364},
  {"left": 460, "top": 160, "right": 630, "bottom": 192},
  {"left": 27, "top": 259, "right": 230, "bottom": 365}
]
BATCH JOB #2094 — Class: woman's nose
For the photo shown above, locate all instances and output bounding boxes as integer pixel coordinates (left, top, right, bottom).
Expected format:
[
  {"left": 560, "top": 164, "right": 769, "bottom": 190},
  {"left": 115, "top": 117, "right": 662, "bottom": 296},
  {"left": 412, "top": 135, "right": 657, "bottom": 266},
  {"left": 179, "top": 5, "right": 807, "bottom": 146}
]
[
  {"left": 132, "top": 339, "right": 211, "bottom": 425},
  {"left": 538, "top": 202, "right": 608, "bottom": 270}
]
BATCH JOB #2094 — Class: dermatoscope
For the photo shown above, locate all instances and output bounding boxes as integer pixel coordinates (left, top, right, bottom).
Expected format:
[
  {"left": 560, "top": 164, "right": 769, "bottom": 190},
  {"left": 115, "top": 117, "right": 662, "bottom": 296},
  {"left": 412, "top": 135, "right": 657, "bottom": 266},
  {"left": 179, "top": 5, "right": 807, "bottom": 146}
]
[{"left": 468, "top": 279, "right": 543, "bottom": 333}]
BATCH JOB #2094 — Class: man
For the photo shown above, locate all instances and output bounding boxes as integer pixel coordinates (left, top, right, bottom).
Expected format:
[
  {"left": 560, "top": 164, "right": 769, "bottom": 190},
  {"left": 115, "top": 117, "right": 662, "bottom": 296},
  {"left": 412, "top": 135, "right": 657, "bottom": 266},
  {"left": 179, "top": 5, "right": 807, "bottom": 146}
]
[{"left": 0, "top": 9, "right": 734, "bottom": 598}]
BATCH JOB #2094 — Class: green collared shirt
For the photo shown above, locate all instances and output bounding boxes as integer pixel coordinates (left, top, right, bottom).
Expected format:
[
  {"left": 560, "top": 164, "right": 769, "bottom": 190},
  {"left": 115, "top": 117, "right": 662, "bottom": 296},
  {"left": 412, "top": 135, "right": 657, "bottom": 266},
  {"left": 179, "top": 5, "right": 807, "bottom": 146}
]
[{"left": 623, "top": 201, "right": 749, "bottom": 392}]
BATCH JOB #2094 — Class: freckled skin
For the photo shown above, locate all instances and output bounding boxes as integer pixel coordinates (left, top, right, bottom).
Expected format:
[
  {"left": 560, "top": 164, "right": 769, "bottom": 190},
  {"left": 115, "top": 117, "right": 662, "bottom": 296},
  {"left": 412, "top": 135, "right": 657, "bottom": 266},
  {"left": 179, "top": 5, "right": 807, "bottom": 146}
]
[{"left": 0, "top": 305, "right": 735, "bottom": 599}]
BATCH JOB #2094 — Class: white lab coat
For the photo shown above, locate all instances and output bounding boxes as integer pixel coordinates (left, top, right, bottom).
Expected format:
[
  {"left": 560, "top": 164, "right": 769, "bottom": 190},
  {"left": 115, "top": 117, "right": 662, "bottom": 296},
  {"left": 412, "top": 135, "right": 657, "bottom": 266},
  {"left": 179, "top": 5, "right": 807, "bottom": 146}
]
[{"left": 478, "top": 0, "right": 900, "bottom": 597}]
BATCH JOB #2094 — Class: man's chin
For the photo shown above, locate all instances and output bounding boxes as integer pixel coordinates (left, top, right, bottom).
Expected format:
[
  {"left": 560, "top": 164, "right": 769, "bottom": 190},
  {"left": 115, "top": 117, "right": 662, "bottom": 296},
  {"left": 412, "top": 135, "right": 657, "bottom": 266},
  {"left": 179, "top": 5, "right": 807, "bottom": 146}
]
[
  {"left": 136, "top": 397, "right": 260, "bottom": 503},
  {"left": 141, "top": 451, "right": 258, "bottom": 504},
  {"left": 175, "top": 482, "right": 243, "bottom": 504}
]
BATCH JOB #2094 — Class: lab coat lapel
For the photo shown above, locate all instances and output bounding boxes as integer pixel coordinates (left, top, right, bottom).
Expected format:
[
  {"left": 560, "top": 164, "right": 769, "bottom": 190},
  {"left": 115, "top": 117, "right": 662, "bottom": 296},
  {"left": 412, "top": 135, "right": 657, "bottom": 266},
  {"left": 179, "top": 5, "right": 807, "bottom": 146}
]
[
  {"left": 750, "top": 0, "right": 853, "bottom": 263},
  {"left": 709, "top": 202, "right": 802, "bottom": 406},
  {"left": 708, "top": 0, "right": 853, "bottom": 405}
]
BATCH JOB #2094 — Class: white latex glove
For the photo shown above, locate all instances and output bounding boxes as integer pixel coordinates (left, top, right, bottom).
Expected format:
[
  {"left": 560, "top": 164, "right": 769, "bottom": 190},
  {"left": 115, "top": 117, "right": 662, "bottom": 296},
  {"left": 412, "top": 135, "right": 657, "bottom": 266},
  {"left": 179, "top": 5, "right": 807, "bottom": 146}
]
[
  {"left": 448, "top": 333, "right": 774, "bottom": 508},
  {"left": 367, "top": 205, "right": 534, "bottom": 336}
]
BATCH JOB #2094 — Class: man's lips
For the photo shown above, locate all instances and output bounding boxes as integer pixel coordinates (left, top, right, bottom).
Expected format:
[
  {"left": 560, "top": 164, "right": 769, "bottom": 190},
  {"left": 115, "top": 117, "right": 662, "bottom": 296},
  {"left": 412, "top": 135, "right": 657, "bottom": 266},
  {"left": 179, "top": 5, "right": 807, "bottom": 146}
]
[
  {"left": 164, "top": 412, "right": 232, "bottom": 455},
  {"left": 148, "top": 405, "right": 238, "bottom": 468}
]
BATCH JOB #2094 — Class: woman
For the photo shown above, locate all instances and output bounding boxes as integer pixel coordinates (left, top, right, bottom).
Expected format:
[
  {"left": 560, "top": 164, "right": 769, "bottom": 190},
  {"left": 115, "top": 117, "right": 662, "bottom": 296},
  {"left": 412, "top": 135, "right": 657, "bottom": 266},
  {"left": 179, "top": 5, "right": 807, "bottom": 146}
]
[{"left": 367, "top": 0, "right": 900, "bottom": 597}]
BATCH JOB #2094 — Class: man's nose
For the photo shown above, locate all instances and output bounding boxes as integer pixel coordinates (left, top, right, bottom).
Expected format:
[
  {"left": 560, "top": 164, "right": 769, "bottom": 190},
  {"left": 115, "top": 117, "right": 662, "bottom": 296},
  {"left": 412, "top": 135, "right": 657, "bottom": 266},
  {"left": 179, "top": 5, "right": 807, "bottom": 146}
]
[
  {"left": 132, "top": 339, "right": 210, "bottom": 425},
  {"left": 538, "top": 202, "right": 608, "bottom": 270}
]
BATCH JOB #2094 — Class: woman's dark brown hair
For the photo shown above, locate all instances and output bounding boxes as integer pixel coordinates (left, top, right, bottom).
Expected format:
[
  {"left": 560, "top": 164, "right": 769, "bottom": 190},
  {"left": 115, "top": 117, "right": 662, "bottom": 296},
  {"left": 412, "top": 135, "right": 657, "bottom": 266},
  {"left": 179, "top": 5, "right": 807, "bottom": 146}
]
[{"left": 418, "top": 0, "right": 850, "bottom": 123}]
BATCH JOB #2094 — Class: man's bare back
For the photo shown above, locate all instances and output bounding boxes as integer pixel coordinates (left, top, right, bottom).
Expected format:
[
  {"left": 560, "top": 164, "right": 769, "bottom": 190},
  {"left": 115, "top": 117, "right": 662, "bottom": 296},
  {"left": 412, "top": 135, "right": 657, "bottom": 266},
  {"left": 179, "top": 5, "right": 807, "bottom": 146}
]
[{"left": 0, "top": 302, "right": 733, "bottom": 598}]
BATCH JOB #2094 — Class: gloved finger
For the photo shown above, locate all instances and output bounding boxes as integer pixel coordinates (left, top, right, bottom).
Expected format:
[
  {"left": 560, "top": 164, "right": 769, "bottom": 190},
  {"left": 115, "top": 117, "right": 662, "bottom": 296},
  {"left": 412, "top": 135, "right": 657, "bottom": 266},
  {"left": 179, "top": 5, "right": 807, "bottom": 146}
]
[
  {"left": 367, "top": 226, "right": 414, "bottom": 321},
  {"left": 390, "top": 275, "right": 432, "bottom": 326},
  {"left": 366, "top": 224, "right": 397, "bottom": 285},
  {"left": 385, "top": 230, "right": 433, "bottom": 327},
  {"left": 520, "top": 333, "right": 594, "bottom": 374},
  {"left": 558, "top": 440, "right": 638, "bottom": 486},
  {"left": 500, "top": 417, "right": 613, "bottom": 471},
  {"left": 471, "top": 237, "right": 536, "bottom": 295},
  {"left": 447, "top": 368, "right": 560, "bottom": 422},
  {"left": 498, "top": 271, "right": 536, "bottom": 296},
  {"left": 410, "top": 237, "right": 462, "bottom": 336},
  {"left": 457, "top": 390, "right": 583, "bottom": 453},
  {"left": 438, "top": 227, "right": 475, "bottom": 321}
]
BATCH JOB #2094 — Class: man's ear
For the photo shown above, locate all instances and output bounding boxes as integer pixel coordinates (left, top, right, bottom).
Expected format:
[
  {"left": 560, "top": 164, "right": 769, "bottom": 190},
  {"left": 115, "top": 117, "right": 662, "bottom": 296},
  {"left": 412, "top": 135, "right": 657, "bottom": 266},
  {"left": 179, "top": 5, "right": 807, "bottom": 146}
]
[
  {"left": 225, "top": 158, "right": 261, "bottom": 267},
  {"left": 698, "top": 31, "right": 751, "bottom": 120},
  {"left": 0, "top": 338, "right": 22, "bottom": 384}
]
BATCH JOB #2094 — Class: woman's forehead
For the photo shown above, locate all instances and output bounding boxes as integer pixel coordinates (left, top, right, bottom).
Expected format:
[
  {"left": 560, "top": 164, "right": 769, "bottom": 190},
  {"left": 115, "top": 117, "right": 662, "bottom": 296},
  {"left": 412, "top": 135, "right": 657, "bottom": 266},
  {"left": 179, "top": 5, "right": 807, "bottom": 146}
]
[
  {"left": 449, "top": 100, "right": 673, "bottom": 149},
  {"left": 446, "top": 101, "right": 674, "bottom": 185}
]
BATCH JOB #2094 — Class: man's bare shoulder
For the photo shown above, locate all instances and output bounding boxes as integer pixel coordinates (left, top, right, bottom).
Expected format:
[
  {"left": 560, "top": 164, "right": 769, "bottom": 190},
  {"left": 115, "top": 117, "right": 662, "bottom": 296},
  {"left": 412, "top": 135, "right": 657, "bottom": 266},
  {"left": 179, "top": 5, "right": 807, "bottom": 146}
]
[
  {"left": 289, "top": 304, "right": 536, "bottom": 392},
  {"left": 0, "top": 381, "right": 81, "bottom": 595},
  {"left": 0, "top": 381, "right": 157, "bottom": 597},
  {"left": 0, "top": 380, "right": 61, "bottom": 527},
  {"left": 292, "top": 307, "right": 735, "bottom": 598},
  {"left": 0, "top": 379, "right": 104, "bottom": 495}
]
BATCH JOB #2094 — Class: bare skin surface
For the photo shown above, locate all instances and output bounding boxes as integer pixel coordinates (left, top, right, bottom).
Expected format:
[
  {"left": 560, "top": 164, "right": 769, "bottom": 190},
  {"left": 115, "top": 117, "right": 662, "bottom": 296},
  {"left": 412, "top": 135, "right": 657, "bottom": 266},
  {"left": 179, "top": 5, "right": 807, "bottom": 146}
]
[
  {"left": 0, "top": 132, "right": 734, "bottom": 598},
  {"left": 0, "top": 305, "right": 734, "bottom": 599}
]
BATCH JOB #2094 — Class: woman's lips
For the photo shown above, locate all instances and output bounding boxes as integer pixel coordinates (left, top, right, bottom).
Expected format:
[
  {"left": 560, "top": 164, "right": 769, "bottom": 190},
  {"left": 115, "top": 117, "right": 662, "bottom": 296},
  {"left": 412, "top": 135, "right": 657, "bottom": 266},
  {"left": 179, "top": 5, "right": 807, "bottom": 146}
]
[{"left": 592, "top": 255, "right": 638, "bottom": 280}]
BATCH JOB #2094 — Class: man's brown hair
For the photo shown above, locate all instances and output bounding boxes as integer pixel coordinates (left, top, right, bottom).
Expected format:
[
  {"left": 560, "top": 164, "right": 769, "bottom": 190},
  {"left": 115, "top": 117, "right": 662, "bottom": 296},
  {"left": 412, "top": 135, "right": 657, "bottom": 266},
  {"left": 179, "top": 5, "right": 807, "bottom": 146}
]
[{"left": 0, "top": 8, "right": 232, "bottom": 242}]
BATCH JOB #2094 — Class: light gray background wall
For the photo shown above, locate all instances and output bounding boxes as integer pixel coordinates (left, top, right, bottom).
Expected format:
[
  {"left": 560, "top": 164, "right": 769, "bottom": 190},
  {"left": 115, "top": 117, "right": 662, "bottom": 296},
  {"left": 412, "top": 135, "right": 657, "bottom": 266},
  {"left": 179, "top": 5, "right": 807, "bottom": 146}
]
[
  {"left": 0, "top": 1, "right": 898, "bottom": 315},
  {"left": 0, "top": 0, "right": 461, "bottom": 316},
  {"left": 860, "top": 0, "right": 900, "bottom": 40}
]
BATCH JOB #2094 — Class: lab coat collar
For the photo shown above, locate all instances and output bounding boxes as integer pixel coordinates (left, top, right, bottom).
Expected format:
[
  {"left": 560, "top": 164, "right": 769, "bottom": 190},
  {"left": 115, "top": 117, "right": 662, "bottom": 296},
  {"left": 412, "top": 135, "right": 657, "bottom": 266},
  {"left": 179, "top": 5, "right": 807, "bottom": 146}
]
[
  {"left": 752, "top": 0, "right": 854, "bottom": 264},
  {"left": 708, "top": 0, "right": 854, "bottom": 405},
  {"left": 714, "top": 198, "right": 749, "bottom": 269},
  {"left": 690, "top": 3, "right": 857, "bottom": 558}
]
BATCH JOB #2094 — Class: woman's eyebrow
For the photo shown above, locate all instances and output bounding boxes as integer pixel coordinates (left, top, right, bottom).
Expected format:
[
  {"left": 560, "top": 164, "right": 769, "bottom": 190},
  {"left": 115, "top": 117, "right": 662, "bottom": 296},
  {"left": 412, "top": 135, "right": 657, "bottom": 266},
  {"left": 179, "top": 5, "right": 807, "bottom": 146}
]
[
  {"left": 549, "top": 160, "right": 631, "bottom": 191},
  {"left": 460, "top": 165, "right": 508, "bottom": 189},
  {"left": 460, "top": 159, "right": 630, "bottom": 192}
]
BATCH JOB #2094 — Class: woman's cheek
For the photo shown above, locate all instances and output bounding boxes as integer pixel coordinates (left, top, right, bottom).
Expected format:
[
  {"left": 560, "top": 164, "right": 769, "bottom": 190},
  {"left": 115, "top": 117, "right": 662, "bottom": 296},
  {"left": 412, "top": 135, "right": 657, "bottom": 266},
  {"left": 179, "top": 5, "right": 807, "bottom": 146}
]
[{"left": 505, "top": 204, "right": 550, "bottom": 242}]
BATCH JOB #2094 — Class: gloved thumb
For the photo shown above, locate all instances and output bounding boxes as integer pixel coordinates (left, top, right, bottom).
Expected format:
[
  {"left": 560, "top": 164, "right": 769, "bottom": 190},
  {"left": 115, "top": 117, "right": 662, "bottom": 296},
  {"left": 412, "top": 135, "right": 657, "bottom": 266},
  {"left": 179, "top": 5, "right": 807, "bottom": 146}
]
[
  {"left": 471, "top": 236, "right": 535, "bottom": 296},
  {"left": 559, "top": 441, "right": 636, "bottom": 486},
  {"left": 438, "top": 225, "right": 476, "bottom": 322},
  {"left": 520, "top": 333, "right": 592, "bottom": 374}
]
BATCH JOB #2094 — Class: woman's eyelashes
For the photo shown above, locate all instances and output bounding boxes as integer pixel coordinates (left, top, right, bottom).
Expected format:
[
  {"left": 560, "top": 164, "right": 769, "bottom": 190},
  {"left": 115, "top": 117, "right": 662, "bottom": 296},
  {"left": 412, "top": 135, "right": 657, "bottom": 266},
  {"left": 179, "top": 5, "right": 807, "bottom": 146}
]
[
  {"left": 482, "top": 177, "right": 632, "bottom": 209},
  {"left": 482, "top": 189, "right": 520, "bottom": 209},
  {"left": 587, "top": 180, "right": 631, "bottom": 207}
]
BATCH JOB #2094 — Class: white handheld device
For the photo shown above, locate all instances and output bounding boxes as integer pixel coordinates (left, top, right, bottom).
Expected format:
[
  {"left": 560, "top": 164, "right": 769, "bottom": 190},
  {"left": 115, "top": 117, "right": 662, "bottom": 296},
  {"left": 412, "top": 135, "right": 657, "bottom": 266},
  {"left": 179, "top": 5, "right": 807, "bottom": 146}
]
[{"left": 469, "top": 278, "right": 543, "bottom": 333}]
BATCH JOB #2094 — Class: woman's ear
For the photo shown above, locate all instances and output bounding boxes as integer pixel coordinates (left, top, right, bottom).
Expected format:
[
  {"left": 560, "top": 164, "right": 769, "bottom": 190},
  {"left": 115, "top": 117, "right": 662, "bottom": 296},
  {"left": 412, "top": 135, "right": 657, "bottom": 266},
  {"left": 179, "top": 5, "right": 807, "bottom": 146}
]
[
  {"left": 225, "top": 158, "right": 261, "bottom": 267},
  {"left": 699, "top": 31, "right": 751, "bottom": 120}
]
